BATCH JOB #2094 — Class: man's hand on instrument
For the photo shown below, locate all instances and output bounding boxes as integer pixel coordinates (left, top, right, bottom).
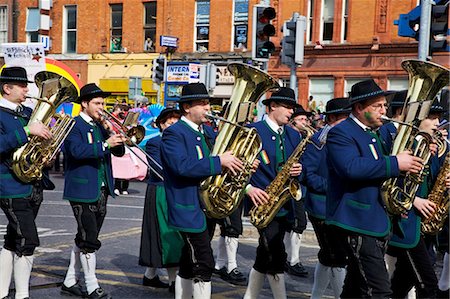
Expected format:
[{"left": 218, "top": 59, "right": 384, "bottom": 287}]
[
  {"left": 246, "top": 186, "right": 269, "bottom": 207},
  {"left": 289, "top": 162, "right": 302, "bottom": 177},
  {"left": 251, "top": 159, "right": 260, "bottom": 173},
  {"left": 396, "top": 150, "right": 423, "bottom": 174},
  {"left": 219, "top": 151, "right": 243, "bottom": 175},
  {"left": 413, "top": 196, "right": 436, "bottom": 219},
  {"left": 106, "top": 134, "right": 126, "bottom": 148},
  {"left": 429, "top": 142, "right": 438, "bottom": 156},
  {"left": 28, "top": 121, "right": 52, "bottom": 139}
]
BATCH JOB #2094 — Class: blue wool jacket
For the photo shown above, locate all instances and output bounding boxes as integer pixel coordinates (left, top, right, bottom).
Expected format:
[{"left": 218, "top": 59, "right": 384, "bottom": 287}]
[
  {"left": 301, "top": 128, "right": 328, "bottom": 219},
  {"left": 63, "top": 116, "right": 123, "bottom": 202},
  {"left": 245, "top": 120, "right": 301, "bottom": 217},
  {"left": 0, "top": 106, "right": 33, "bottom": 198},
  {"left": 161, "top": 120, "right": 222, "bottom": 233},
  {"left": 145, "top": 135, "right": 164, "bottom": 186},
  {"left": 326, "top": 117, "right": 400, "bottom": 237}
]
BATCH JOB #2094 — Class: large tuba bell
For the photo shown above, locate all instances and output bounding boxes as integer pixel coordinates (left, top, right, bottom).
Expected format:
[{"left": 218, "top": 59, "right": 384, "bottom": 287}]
[
  {"left": 200, "top": 62, "right": 280, "bottom": 219},
  {"left": 12, "top": 71, "right": 78, "bottom": 183},
  {"left": 381, "top": 60, "right": 450, "bottom": 215}
]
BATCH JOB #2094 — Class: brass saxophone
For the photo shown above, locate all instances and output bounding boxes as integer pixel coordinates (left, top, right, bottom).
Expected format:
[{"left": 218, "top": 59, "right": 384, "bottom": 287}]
[
  {"left": 381, "top": 60, "right": 450, "bottom": 215},
  {"left": 421, "top": 152, "right": 450, "bottom": 235},
  {"left": 200, "top": 63, "right": 279, "bottom": 219},
  {"left": 12, "top": 71, "right": 78, "bottom": 183},
  {"left": 249, "top": 125, "right": 314, "bottom": 229}
]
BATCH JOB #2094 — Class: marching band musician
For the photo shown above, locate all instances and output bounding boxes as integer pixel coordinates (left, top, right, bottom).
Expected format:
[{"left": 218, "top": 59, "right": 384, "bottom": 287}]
[
  {"left": 243, "top": 87, "right": 302, "bottom": 299},
  {"left": 283, "top": 105, "right": 311, "bottom": 278},
  {"left": 160, "top": 83, "right": 243, "bottom": 299},
  {"left": 378, "top": 90, "right": 407, "bottom": 151},
  {"left": 385, "top": 99, "right": 449, "bottom": 298},
  {"left": 301, "top": 97, "right": 351, "bottom": 298},
  {"left": 325, "top": 79, "right": 424, "bottom": 298},
  {"left": 139, "top": 107, "right": 183, "bottom": 293},
  {"left": 0, "top": 67, "right": 52, "bottom": 299},
  {"left": 61, "top": 83, "right": 126, "bottom": 299}
]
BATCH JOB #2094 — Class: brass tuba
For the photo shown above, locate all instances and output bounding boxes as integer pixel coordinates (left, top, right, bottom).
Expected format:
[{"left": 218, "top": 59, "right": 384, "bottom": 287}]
[
  {"left": 12, "top": 71, "right": 78, "bottom": 183},
  {"left": 250, "top": 125, "right": 315, "bottom": 229},
  {"left": 381, "top": 60, "right": 450, "bottom": 215},
  {"left": 421, "top": 152, "right": 449, "bottom": 235},
  {"left": 200, "top": 62, "right": 280, "bottom": 219}
]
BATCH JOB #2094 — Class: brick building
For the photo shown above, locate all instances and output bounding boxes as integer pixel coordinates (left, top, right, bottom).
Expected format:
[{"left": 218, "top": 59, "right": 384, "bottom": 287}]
[{"left": 0, "top": 0, "right": 448, "bottom": 107}]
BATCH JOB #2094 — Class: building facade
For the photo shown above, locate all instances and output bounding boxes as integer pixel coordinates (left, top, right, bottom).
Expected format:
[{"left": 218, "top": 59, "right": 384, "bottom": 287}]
[{"left": 0, "top": 0, "right": 448, "bottom": 107}]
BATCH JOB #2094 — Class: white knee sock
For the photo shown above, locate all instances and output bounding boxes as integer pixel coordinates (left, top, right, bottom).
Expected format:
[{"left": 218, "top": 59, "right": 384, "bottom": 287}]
[
  {"left": 13, "top": 254, "right": 34, "bottom": 299},
  {"left": 167, "top": 267, "right": 178, "bottom": 284},
  {"left": 192, "top": 281, "right": 211, "bottom": 299},
  {"left": 311, "top": 262, "right": 331, "bottom": 299},
  {"left": 289, "top": 232, "right": 302, "bottom": 266},
  {"left": 267, "top": 273, "right": 287, "bottom": 299},
  {"left": 175, "top": 275, "right": 193, "bottom": 299},
  {"left": 283, "top": 232, "right": 291, "bottom": 262},
  {"left": 144, "top": 267, "right": 157, "bottom": 279},
  {"left": 225, "top": 236, "right": 239, "bottom": 272},
  {"left": 0, "top": 248, "right": 14, "bottom": 298},
  {"left": 244, "top": 268, "right": 265, "bottom": 299},
  {"left": 214, "top": 236, "right": 226, "bottom": 270},
  {"left": 329, "top": 267, "right": 346, "bottom": 299},
  {"left": 80, "top": 252, "right": 99, "bottom": 295},
  {"left": 384, "top": 253, "right": 397, "bottom": 279},
  {"left": 63, "top": 244, "right": 81, "bottom": 287},
  {"left": 439, "top": 252, "right": 449, "bottom": 291}
]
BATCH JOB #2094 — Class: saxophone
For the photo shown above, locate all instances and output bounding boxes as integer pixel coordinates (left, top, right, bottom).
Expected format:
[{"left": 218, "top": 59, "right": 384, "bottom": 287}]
[
  {"left": 12, "top": 71, "right": 78, "bottom": 183},
  {"left": 421, "top": 152, "right": 449, "bottom": 235},
  {"left": 381, "top": 60, "right": 450, "bottom": 215},
  {"left": 249, "top": 125, "right": 314, "bottom": 229},
  {"left": 200, "top": 63, "right": 279, "bottom": 219}
]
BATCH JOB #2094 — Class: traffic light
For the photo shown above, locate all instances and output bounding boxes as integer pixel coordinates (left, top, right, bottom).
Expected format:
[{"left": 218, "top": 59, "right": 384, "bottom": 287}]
[
  {"left": 394, "top": 5, "right": 421, "bottom": 40},
  {"left": 430, "top": 3, "right": 449, "bottom": 52},
  {"left": 281, "top": 15, "right": 306, "bottom": 67},
  {"left": 152, "top": 56, "right": 165, "bottom": 85},
  {"left": 252, "top": 5, "right": 276, "bottom": 61}
]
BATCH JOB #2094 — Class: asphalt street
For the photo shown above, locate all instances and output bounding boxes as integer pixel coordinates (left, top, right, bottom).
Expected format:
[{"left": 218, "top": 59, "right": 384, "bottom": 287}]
[{"left": 0, "top": 172, "right": 333, "bottom": 299}]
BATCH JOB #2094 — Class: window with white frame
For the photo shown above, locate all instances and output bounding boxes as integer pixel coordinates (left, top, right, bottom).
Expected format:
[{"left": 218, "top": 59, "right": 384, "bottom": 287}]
[
  {"left": 0, "top": 6, "right": 7, "bottom": 44},
  {"left": 25, "top": 8, "right": 39, "bottom": 42},
  {"left": 144, "top": 1, "right": 156, "bottom": 52},
  {"left": 309, "top": 78, "right": 334, "bottom": 112},
  {"left": 233, "top": 0, "right": 248, "bottom": 51},
  {"left": 342, "top": 0, "right": 348, "bottom": 42},
  {"left": 110, "top": 4, "right": 123, "bottom": 52},
  {"left": 388, "top": 78, "right": 409, "bottom": 91},
  {"left": 344, "top": 78, "right": 372, "bottom": 97},
  {"left": 195, "top": 0, "right": 210, "bottom": 52},
  {"left": 307, "top": 0, "right": 314, "bottom": 43},
  {"left": 63, "top": 6, "right": 77, "bottom": 53},
  {"left": 321, "top": 0, "right": 334, "bottom": 42}
]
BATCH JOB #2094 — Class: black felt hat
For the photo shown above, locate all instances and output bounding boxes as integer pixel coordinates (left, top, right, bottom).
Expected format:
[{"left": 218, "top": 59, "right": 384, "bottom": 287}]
[
  {"left": 75, "top": 83, "right": 111, "bottom": 103},
  {"left": 430, "top": 97, "right": 446, "bottom": 114},
  {"left": 323, "top": 97, "right": 352, "bottom": 115},
  {"left": 348, "top": 79, "right": 394, "bottom": 107},
  {"left": 389, "top": 90, "right": 407, "bottom": 108},
  {"left": 155, "top": 108, "right": 181, "bottom": 127},
  {"left": 291, "top": 105, "right": 313, "bottom": 118},
  {"left": 0, "top": 67, "right": 33, "bottom": 83},
  {"left": 178, "top": 83, "right": 211, "bottom": 103},
  {"left": 262, "top": 87, "right": 300, "bottom": 108}
]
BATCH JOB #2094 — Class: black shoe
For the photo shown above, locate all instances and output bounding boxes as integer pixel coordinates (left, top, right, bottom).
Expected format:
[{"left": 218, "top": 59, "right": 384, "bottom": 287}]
[
  {"left": 87, "top": 287, "right": 111, "bottom": 299},
  {"left": 285, "top": 261, "right": 308, "bottom": 277},
  {"left": 1, "top": 296, "right": 11, "bottom": 299},
  {"left": 437, "top": 289, "right": 449, "bottom": 298},
  {"left": 61, "top": 282, "right": 87, "bottom": 297},
  {"left": 221, "top": 268, "right": 247, "bottom": 286},
  {"left": 213, "top": 266, "right": 227, "bottom": 277},
  {"left": 168, "top": 282, "right": 175, "bottom": 294},
  {"left": 143, "top": 275, "right": 169, "bottom": 288}
]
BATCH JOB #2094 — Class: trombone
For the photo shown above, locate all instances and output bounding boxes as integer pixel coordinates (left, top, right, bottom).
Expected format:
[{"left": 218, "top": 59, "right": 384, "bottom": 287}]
[{"left": 99, "top": 110, "right": 164, "bottom": 181}]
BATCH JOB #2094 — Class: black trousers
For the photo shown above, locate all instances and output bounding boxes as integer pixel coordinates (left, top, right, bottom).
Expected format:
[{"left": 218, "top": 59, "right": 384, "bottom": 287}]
[
  {"left": 253, "top": 216, "right": 290, "bottom": 275},
  {"left": 207, "top": 202, "right": 243, "bottom": 239},
  {"left": 389, "top": 237, "right": 438, "bottom": 298},
  {"left": 285, "top": 199, "right": 307, "bottom": 234},
  {"left": 69, "top": 188, "right": 108, "bottom": 253},
  {"left": 308, "top": 215, "right": 348, "bottom": 268},
  {"left": 0, "top": 184, "right": 43, "bottom": 256},
  {"left": 178, "top": 228, "right": 215, "bottom": 282},
  {"left": 341, "top": 232, "right": 391, "bottom": 298}
]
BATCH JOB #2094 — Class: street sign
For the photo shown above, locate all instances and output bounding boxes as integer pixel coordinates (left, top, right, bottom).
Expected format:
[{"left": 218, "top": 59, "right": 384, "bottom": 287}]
[{"left": 160, "top": 35, "right": 179, "bottom": 48}]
